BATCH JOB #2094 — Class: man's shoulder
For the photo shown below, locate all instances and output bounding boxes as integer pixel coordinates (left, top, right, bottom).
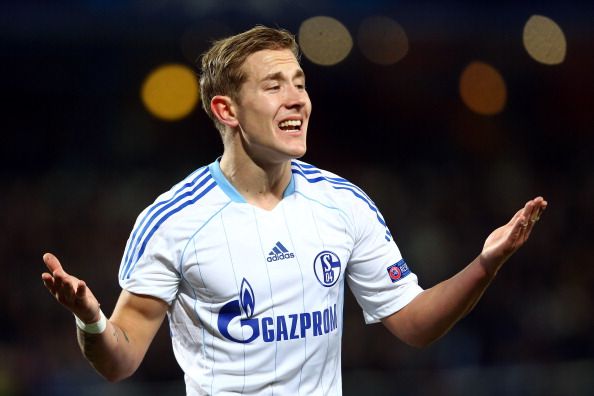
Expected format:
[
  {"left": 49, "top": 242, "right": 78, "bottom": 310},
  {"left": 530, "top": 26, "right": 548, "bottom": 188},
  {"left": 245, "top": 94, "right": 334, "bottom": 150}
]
[
  {"left": 290, "top": 159, "right": 372, "bottom": 204},
  {"left": 156, "top": 163, "right": 214, "bottom": 201},
  {"left": 290, "top": 159, "right": 346, "bottom": 183},
  {"left": 138, "top": 161, "right": 225, "bottom": 224},
  {"left": 168, "top": 163, "right": 213, "bottom": 193}
]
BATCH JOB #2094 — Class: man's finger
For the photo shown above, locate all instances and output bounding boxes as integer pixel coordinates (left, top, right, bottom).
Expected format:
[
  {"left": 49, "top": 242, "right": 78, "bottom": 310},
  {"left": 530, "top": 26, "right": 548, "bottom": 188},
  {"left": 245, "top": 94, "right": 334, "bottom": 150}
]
[
  {"left": 523, "top": 201, "right": 536, "bottom": 225},
  {"left": 530, "top": 201, "right": 547, "bottom": 223},
  {"left": 66, "top": 278, "right": 79, "bottom": 299},
  {"left": 76, "top": 280, "right": 87, "bottom": 299},
  {"left": 516, "top": 214, "right": 529, "bottom": 242},
  {"left": 55, "top": 277, "right": 76, "bottom": 305},
  {"left": 41, "top": 273, "right": 56, "bottom": 294},
  {"left": 53, "top": 271, "right": 64, "bottom": 291},
  {"left": 43, "top": 252, "right": 63, "bottom": 274},
  {"left": 522, "top": 199, "right": 540, "bottom": 225},
  {"left": 41, "top": 272, "right": 53, "bottom": 283},
  {"left": 530, "top": 207, "right": 542, "bottom": 223},
  {"left": 519, "top": 198, "right": 547, "bottom": 242},
  {"left": 527, "top": 198, "right": 547, "bottom": 225}
]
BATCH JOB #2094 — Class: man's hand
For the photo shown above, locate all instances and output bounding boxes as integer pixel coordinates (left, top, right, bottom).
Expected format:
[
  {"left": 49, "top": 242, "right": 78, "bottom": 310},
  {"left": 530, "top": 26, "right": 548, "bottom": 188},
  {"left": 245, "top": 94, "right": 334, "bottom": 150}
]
[
  {"left": 41, "top": 253, "right": 101, "bottom": 323},
  {"left": 382, "top": 196, "right": 548, "bottom": 347},
  {"left": 480, "top": 196, "right": 548, "bottom": 275},
  {"left": 41, "top": 253, "right": 169, "bottom": 382}
]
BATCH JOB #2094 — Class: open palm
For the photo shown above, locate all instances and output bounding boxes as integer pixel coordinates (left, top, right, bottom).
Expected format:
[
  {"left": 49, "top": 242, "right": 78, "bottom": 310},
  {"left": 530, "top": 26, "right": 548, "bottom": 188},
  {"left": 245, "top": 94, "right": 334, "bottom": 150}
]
[
  {"left": 41, "top": 253, "right": 101, "bottom": 323},
  {"left": 481, "top": 197, "right": 547, "bottom": 270}
]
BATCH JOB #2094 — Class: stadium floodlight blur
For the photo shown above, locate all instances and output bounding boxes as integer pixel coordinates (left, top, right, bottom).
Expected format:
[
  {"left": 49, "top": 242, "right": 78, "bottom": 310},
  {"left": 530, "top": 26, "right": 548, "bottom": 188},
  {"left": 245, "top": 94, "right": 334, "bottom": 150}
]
[
  {"left": 298, "top": 16, "right": 353, "bottom": 66},
  {"left": 357, "top": 16, "right": 409, "bottom": 65},
  {"left": 523, "top": 15, "right": 567, "bottom": 65},
  {"left": 141, "top": 64, "right": 199, "bottom": 121},
  {"left": 459, "top": 61, "right": 507, "bottom": 116}
]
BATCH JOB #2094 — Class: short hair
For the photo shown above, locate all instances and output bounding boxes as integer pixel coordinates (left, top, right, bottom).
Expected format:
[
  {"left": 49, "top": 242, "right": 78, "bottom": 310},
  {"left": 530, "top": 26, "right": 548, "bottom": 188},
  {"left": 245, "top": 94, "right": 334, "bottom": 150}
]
[{"left": 199, "top": 25, "right": 300, "bottom": 132}]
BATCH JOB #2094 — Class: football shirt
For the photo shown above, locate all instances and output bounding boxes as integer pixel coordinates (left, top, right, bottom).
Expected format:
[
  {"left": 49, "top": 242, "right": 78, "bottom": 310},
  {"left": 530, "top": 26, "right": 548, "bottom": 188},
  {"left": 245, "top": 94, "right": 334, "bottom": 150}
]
[{"left": 119, "top": 159, "right": 423, "bottom": 395}]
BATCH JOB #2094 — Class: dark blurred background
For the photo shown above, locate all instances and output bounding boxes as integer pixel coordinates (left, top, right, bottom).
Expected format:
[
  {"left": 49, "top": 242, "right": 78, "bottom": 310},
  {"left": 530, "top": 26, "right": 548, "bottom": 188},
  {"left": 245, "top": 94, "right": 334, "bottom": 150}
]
[{"left": 2, "top": 1, "right": 593, "bottom": 395}]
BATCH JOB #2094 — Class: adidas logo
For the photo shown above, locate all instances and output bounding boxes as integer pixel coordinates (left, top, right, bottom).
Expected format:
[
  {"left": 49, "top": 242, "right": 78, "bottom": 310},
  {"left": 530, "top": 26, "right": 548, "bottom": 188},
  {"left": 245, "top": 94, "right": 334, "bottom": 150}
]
[{"left": 267, "top": 241, "right": 295, "bottom": 262}]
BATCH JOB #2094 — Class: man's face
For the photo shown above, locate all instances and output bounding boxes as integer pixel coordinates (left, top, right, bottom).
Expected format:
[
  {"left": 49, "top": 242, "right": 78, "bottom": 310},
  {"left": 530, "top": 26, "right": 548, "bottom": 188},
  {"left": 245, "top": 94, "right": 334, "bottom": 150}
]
[{"left": 233, "top": 48, "right": 311, "bottom": 165}]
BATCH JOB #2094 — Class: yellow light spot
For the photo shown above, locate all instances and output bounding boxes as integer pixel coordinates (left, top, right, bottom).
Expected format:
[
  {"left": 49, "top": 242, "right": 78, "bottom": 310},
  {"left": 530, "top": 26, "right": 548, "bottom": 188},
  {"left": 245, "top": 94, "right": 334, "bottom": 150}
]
[
  {"left": 141, "top": 64, "right": 199, "bottom": 121},
  {"left": 523, "top": 15, "right": 567, "bottom": 65},
  {"left": 357, "top": 16, "right": 409, "bottom": 65},
  {"left": 298, "top": 16, "right": 352, "bottom": 66},
  {"left": 459, "top": 61, "right": 507, "bottom": 116}
]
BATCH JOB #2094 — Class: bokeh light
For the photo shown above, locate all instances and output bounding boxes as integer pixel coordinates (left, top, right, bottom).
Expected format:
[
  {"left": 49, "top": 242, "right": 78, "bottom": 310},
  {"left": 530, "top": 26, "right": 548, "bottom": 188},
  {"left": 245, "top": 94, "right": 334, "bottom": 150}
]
[
  {"left": 357, "top": 16, "right": 409, "bottom": 65},
  {"left": 523, "top": 15, "right": 567, "bottom": 65},
  {"left": 459, "top": 61, "right": 507, "bottom": 116},
  {"left": 141, "top": 64, "right": 199, "bottom": 121},
  {"left": 298, "top": 16, "right": 353, "bottom": 66}
]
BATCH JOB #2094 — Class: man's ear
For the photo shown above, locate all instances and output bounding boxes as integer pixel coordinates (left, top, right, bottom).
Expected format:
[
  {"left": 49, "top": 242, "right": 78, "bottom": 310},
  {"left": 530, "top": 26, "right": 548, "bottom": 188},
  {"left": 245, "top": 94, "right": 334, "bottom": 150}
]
[{"left": 211, "top": 95, "right": 239, "bottom": 128}]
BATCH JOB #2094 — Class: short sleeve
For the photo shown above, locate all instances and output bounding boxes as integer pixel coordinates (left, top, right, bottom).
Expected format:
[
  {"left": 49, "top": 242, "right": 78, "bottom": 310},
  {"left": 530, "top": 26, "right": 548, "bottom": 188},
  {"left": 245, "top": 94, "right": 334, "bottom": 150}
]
[
  {"left": 346, "top": 200, "right": 423, "bottom": 324},
  {"left": 118, "top": 207, "right": 181, "bottom": 305}
]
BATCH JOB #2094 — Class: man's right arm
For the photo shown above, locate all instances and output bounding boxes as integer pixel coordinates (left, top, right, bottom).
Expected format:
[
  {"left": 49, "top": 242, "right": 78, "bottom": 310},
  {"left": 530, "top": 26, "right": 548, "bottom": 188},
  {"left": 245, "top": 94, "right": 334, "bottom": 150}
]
[{"left": 42, "top": 253, "right": 168, "bottom": 382}]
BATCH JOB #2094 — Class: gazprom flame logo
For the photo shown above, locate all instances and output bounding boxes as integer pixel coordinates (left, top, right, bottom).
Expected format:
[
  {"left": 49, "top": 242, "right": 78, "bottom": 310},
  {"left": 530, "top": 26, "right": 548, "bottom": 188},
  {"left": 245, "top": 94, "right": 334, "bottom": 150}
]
[
  {"left": 217, "top": 277, "right": 339, "bottom": 344},
  {"left": 240, "top": 278, "right": 255, "bottom": 318},
  {"left": 217, "top": 278, "right": 260, "bottom": 343}
]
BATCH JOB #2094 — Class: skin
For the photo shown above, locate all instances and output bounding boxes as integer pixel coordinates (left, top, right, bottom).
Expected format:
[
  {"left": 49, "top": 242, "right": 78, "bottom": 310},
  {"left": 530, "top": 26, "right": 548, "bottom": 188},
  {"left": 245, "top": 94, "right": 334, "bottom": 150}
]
[
  {"left": 381, "top": 198, "right": 547, "bottom": 347},
  {"left": 41, "top": 47, "right": 547, "bottom": 382},
  {"left": 42, "top": 254, "right": 168, "bottom": 381},
  {"left": 212, "top": 49, "right": 311, "bottom": 210}
]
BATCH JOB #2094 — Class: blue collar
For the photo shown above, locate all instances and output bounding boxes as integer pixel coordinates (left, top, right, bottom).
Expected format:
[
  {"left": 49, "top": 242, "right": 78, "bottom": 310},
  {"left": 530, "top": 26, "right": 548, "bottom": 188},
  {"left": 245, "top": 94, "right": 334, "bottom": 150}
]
[{"left": 208, "top": 159, "right": 295, "bottom": 203}]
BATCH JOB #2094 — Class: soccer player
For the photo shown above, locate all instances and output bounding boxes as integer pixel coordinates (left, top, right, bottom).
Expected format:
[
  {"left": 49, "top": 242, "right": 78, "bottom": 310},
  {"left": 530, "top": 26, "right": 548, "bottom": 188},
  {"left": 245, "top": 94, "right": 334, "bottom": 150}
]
[{"left": 41, "top": 26, "right": 547, "bottom": 395}]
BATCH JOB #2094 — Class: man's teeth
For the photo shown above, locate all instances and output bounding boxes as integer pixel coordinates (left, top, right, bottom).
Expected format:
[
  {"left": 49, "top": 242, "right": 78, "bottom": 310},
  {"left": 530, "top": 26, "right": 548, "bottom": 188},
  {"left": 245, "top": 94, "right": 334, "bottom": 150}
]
[{"left": 279, "top": 120, "right": 302, "bottom": 130}]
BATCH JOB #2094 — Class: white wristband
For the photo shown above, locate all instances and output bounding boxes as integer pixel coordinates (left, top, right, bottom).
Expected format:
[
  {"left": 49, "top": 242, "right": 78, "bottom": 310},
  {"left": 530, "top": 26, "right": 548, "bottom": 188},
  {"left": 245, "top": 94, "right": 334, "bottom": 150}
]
[{"left": 75, "top": 310, "right": 107, "bottom": 334}]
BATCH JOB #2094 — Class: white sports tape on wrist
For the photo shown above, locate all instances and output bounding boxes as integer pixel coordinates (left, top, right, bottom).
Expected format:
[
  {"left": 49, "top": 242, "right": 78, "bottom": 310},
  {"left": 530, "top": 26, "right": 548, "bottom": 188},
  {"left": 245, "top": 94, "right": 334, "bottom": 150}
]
[{"left": 75, "top": 310, "right": 107, "bottom": 334}]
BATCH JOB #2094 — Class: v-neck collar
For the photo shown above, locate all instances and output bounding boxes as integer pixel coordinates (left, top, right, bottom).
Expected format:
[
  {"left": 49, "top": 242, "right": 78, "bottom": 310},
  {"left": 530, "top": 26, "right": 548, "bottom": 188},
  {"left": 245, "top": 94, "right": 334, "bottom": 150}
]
[{"left": 208, "top": 158, "right": 295, "bottom": 204}]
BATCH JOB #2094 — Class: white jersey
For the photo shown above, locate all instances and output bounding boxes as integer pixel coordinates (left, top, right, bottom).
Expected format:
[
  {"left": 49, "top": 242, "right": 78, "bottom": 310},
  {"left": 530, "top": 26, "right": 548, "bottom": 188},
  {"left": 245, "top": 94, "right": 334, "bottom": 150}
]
[{"left": 119, "top": 159, "right": 423, "bottom": 396}]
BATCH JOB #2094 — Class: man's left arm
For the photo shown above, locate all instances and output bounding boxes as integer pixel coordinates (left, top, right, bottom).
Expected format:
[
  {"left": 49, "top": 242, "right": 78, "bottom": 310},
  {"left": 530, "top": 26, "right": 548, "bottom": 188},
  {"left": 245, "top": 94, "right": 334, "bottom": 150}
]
[{"left": 382, "top": 196, "right": 547, "bottom": 347}]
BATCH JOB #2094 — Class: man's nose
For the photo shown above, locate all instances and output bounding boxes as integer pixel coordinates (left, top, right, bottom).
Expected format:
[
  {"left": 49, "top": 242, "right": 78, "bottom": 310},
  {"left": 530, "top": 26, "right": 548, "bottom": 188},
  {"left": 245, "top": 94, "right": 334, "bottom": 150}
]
[{"left": 284, "top": 85, "right": 306, "bottom": 109}]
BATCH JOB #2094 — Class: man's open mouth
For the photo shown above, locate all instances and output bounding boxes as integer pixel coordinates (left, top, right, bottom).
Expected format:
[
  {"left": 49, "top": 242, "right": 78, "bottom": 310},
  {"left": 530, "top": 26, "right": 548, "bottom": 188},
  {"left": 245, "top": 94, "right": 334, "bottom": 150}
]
[{"left": 278, "top": 119, "right": 302, "bottom": 132}]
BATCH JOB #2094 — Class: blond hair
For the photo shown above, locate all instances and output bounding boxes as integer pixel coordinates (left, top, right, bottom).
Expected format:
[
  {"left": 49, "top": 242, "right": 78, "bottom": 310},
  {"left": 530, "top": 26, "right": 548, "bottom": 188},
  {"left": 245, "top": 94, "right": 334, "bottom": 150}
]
[{"left": 199, "top": 26, "right": 299, "bottom": 132}]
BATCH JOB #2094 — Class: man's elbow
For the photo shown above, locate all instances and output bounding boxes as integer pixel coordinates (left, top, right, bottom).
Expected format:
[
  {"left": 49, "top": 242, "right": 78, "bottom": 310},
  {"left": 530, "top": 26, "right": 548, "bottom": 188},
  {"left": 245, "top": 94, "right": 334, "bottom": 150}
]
[
  {"left": 401, "top": 333, "right": 442, "bottom": 349},
  {"left": 383, "top": 314, "right": 444, "bottom": 348},
  {"left": 395, "top": 327, "right": 450, "bottom": 349},
  {"left": 102, "top": 371, "right": 132, "bottom": 383},
  {"left": 93, "top": 363, "right": 137, "bottom": 383}
]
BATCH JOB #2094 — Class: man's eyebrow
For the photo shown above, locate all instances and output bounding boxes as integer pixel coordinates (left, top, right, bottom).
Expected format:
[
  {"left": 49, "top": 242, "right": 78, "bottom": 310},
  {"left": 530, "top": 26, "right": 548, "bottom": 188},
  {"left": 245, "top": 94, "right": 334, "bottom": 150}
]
[{"left": 261, "top": 69, "right": 305, "bottom": 82}]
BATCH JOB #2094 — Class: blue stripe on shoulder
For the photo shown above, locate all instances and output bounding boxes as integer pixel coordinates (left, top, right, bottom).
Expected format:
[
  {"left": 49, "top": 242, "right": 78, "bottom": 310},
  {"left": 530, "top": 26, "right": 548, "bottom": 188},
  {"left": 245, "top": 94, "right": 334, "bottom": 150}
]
[
  {"left": 294, "top": 162, "right": 316, "bottom": 169},
  {"left": 291, "top": 161, "right": 391, "bottom": 241},
  {"left": 120, "top": 167, "right": 210, "bottom": 278},
  {"left": 291, "top": 161, "right": 374, "bottom": 202},
  {"left": 120, "top": 167, "right": 210, "bottom": 274},
  {"left": 120, "top": 168, "right": 216, "bottom": 280},
  {"left": 122, "top": 179, "right": 217, "bottom": 279}
]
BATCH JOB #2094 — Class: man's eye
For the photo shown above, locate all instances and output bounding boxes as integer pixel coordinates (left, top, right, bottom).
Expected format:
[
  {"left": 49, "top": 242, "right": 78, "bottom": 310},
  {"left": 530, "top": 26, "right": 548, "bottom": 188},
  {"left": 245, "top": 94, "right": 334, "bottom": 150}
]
[{"left": 267, "top": 86, "right": 280, "bottom": 91}]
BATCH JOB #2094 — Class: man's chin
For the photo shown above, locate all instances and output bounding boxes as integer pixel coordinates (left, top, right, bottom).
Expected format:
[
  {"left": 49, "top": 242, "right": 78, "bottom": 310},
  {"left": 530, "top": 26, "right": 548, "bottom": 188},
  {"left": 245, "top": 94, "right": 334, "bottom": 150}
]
[
  {"left": 287, "top": 146, "right": 307, "bottom": 160},
  {"left": 251, "top": 142, "right": 307, "bottom": 164}
]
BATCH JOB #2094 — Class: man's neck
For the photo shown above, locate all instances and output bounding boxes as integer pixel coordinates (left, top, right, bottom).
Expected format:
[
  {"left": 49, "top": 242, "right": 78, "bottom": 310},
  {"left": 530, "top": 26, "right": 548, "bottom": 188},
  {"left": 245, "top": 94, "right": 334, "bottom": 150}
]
[{"left": 219, "top": 150, "right": 293, "bottom": 211}]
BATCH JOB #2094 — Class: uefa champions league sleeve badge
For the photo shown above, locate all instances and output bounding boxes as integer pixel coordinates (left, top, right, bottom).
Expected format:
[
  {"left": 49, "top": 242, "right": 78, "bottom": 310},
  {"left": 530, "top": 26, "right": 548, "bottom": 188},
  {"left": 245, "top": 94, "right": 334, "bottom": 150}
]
[{"left": 386, "top": 259, "right": 411, "bottom": 282}]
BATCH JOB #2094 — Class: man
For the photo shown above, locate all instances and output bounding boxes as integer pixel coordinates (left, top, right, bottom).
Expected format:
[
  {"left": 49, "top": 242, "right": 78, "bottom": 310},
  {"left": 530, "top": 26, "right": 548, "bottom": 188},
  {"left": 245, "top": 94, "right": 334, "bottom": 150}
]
[{"left": 42, "top": 26, "right": 547, "bottom": 395}]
